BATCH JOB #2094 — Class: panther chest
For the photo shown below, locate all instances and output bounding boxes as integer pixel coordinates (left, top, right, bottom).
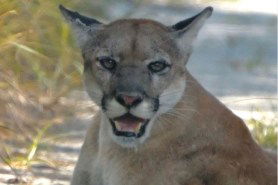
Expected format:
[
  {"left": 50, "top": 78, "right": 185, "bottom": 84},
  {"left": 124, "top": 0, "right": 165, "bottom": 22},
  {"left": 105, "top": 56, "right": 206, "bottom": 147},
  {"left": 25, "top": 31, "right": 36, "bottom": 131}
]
[{"left": 98, "top": 152, "right": 196, "bottom": 185}]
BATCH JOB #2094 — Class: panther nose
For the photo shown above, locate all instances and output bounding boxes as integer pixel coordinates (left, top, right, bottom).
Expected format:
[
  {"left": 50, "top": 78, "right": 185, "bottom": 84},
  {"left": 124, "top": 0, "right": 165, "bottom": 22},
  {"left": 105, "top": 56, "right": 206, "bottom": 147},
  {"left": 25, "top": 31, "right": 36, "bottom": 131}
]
[{"left": 116, "top": 94, "right": 142, "bottom": 108}]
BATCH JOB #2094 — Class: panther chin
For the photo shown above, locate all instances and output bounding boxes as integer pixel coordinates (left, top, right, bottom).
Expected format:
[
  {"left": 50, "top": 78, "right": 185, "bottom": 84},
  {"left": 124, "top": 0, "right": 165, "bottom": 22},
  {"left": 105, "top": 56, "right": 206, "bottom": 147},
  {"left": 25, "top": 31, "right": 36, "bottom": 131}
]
[{"left": 109, "top": 113, "right": 151, "bottom": 148}]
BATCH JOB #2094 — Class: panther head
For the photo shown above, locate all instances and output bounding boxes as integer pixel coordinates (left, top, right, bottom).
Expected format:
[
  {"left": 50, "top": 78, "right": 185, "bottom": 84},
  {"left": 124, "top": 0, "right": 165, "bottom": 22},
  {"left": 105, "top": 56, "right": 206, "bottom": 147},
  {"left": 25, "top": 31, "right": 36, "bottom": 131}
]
[{"left": 60, "top": 5, "right": 212, "bottom": 147}]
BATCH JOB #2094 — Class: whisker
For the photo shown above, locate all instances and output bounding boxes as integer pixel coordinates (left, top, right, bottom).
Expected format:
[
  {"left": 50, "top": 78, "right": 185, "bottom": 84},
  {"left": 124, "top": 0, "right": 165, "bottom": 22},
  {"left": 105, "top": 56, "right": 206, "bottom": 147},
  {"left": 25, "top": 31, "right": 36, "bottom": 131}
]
[
  {"left": 168, "top": 111, "right": 189, "bottom": 118},
  {"left": 160, "top": 91, "right": 184, "bottom": 97},
  {"left": 172, "top": 108, "right": 198, "bottom": 113}
]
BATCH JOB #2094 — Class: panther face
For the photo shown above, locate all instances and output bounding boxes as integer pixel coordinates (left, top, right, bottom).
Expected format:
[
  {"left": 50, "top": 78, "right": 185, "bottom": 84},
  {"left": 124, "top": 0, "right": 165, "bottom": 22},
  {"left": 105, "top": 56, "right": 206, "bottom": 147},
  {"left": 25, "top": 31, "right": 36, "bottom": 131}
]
[{"left": 60, "top": 5, "right": 212, "bottom": 147}]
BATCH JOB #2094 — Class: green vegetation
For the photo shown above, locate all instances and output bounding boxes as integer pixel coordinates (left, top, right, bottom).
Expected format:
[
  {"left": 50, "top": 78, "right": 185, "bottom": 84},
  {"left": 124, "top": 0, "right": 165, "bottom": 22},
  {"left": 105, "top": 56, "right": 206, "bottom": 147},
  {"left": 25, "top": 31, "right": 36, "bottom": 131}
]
[
  {"left": 0, "top": 0, "right": 99, "bottom": 182},
  {"left": 0, "top": 0, "right": 87, "bottom": 95},
  {"left": 248, "top": 117, "right": 277, "bottom": 149}
]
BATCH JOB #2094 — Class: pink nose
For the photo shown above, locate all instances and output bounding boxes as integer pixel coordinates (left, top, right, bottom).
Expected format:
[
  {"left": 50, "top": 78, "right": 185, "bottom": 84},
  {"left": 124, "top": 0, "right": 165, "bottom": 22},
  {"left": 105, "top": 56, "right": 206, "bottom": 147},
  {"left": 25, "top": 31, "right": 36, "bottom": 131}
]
[
  {"left": 122, "top": 95, "right": 138, "bottom": 105},
  {"left": 116, "top": 94, "right": 142, "bottom": 107}
]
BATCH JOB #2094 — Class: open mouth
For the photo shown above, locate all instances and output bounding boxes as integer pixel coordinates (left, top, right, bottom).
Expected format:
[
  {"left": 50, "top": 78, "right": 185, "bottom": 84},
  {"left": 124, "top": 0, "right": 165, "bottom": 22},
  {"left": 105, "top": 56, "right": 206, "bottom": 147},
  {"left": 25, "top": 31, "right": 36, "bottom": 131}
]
[{"left": 110, "top": 113, "right": 149, "bottom": 138}]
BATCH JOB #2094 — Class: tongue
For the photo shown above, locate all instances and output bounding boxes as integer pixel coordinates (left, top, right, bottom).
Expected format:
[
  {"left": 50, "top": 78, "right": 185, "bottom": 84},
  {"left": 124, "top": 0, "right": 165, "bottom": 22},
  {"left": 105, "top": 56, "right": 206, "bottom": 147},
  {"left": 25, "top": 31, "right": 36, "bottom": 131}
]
[
  {"left": 116, "top": 122, "right": 141, "bottom": 132},
  {"left": 113, "top": 114, "right": 145, "bottom": 133}
]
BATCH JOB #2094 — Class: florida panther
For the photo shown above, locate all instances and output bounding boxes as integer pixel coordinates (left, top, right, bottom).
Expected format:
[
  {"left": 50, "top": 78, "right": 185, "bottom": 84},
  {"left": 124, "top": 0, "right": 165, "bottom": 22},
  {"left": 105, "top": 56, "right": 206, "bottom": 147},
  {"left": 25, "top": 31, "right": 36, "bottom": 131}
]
[{"left": 59, "top": 5, "right": 277, "bottom": 185}]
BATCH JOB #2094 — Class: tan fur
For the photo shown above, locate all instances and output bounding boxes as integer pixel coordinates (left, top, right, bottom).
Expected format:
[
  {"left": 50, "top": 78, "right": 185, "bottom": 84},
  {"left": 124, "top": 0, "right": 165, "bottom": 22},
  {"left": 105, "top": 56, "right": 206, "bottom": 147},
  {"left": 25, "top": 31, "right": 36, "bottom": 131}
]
[
  {"left": 73, "top": 72, "right": 277, "bottom": 185},
  {"left": 59, "top": 6, "right": 277, "bottom": 185}
]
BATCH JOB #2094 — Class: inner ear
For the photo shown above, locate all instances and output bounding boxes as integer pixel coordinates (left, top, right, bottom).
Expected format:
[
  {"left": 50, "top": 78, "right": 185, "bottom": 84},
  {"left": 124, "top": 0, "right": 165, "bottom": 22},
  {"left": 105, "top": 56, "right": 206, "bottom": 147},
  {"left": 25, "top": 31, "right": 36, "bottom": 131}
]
[
  {"left": 59, "top": 5, "right": 101, "bottom": 26},
  {"left": 169, "top": 7, "right": 213, "bottom": 62},
  {"left": 171, "top": 7, "right": 213, "bottom": 32},
  {"left": 172, "top": 11, "right": 204, "bottom": 31},
  {"left": 59, "top": 5, "right": 103, "bottom": 48}
]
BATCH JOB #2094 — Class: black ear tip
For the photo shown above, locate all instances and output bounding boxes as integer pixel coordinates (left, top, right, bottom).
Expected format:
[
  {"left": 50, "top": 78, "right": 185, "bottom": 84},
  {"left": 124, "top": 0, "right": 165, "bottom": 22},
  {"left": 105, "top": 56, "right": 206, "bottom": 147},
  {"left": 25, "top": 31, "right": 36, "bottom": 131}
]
[
  {"left": 59, "top": 4, "right": 67, "bottom": 15},
  {"left": 59, "top": 4, "right": 75, "bottom": 21},
  {"left": 198, "top": 6, "right": 213, "bottom": 18},
  {"left": 59, "top": 4, "right": 65, "bottom": 11},
  {"left": 59, "top": 4, "right": 74, "bottom": 17},
  {"left": 206, "top": 6, "right": 213, "bottom": 12},
  {"left": 204, "top": 6, "right": 213, "bottom": 15},
  {"left": 59, "top": 4, "right": 70, "bottom": 14}
]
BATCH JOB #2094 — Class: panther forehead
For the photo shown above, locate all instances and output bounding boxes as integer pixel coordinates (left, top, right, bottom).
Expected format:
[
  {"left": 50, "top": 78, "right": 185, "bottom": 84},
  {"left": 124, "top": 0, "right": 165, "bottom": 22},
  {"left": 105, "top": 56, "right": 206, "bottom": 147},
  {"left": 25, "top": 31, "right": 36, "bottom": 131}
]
[
  {"left": 83, "top": 19, "right": 180, "bottom": 62},
  {"left": 106, "top": 19, "right": 171, "bottom": 32}
]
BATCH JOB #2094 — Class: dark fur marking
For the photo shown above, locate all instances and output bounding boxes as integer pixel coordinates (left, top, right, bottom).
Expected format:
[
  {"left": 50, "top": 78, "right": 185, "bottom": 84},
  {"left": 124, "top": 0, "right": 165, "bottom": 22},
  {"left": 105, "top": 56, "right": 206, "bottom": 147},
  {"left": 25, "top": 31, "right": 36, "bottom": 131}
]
[
  {"left": 84, "top": 60, "right": 92, "bottom": 72},
  {"left": 153, "top": 97, "right": 159, "bottom": 112},
  {"left": 101, "top": 95, "right": 107, "bottom": 111},
  {"left": 172, "top": 7, "right": 213, "bottom": 31},
  {"left": 172, "top": 13, "right": 200, "bottom": 31},
  {"left": 82, "top": 51, "right": 92, "bottom": 71},
  {"left": 59, "top": 5, "right": 100, "bottom": 26}
]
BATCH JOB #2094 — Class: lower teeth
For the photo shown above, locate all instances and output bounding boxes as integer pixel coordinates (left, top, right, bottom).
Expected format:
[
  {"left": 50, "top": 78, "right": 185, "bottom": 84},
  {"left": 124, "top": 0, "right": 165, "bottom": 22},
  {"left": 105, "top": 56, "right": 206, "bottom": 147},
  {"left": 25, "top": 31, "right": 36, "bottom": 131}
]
[
  {"left": 114, "top": 122, "right": 142, "bottom": 134},
  {"left": 135, "top": 123, "right": 142, "bottom": 133},
  {"left": 115, "top": 122, "right": 121, "bottom": 130}
]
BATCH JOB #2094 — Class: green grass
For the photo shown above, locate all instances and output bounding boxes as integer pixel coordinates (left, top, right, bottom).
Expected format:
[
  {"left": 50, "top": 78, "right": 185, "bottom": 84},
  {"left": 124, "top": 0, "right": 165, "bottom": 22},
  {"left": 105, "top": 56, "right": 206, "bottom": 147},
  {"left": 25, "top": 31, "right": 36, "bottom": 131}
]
[
  {"left": 0, "top": 0, "right": 99, "bottom": 182},
  {"left": 248, "top": 118, "right": 277, "bottom": 149},
  {"left": 0, "top": 0, "right": 83, "bottom": 93}
]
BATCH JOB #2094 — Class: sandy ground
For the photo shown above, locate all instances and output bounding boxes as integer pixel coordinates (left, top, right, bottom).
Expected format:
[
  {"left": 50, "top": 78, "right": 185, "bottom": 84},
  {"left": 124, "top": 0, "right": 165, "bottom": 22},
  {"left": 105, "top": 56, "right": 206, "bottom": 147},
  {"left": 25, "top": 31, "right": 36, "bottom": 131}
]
[{"left": 0, "top": 3, "right": 276, "bottom": 185}]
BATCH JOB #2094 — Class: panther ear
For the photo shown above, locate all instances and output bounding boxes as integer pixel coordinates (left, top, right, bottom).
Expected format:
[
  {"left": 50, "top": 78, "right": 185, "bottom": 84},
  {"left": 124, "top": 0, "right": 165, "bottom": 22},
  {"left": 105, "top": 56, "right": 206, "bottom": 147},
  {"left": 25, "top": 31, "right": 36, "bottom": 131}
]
[
  {"left": 171, "top": 7, "right": 213, "bottom": 54},
  {"left": 59, "top": 5, "right": 103, "bottom": 48}
]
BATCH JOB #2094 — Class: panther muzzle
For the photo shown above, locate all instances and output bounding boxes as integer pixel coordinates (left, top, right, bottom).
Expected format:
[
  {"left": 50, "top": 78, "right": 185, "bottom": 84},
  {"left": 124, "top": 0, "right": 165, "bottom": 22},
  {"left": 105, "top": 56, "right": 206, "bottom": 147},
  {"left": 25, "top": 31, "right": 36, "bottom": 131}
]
[{"left": 110, "top": 113, "right": 149, "bottom": 138}]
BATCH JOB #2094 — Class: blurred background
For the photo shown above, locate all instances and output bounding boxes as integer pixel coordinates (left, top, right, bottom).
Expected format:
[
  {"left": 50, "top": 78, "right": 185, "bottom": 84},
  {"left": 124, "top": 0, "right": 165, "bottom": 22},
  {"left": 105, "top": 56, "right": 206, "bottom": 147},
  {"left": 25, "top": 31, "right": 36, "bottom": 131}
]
[{"left": 0, "top": 0, "right": 277, "bottom": 184}]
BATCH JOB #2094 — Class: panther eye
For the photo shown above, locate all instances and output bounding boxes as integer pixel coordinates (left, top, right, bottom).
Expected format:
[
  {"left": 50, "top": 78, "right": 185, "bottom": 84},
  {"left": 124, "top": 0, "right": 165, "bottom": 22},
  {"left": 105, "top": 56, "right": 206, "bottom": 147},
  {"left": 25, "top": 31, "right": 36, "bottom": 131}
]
[
  {"left": 97, "top": 56, "right": 117, "bottom": 70},
  {"left": 148, "top": 60, "right": 170, "bottom": 73}
]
